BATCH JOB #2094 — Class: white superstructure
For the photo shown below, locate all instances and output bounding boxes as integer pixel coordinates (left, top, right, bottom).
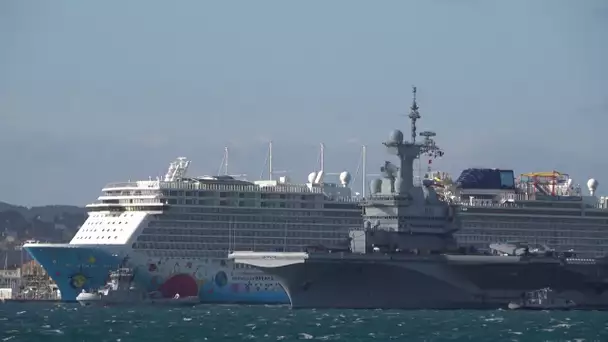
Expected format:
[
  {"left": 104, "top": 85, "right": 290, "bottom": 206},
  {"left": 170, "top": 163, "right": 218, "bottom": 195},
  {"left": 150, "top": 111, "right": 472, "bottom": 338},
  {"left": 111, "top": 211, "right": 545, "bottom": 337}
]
[{"left": 62, "top": 156, "right": 362, "bottom": 302}]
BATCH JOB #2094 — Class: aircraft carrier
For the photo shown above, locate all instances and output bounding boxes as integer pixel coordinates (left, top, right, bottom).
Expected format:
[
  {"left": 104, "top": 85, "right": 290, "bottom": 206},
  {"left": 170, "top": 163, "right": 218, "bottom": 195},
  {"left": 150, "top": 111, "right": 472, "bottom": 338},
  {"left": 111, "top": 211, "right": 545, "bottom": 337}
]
[{"left": 229, "top": 87, "right": 608, "bottom": 309}]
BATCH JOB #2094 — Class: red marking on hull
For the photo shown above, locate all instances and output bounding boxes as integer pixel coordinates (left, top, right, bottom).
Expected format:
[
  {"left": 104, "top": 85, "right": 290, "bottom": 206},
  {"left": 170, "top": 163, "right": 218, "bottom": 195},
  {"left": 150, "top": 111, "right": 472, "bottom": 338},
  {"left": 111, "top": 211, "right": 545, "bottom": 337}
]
[{"left": 158, "top": 273, "right": 198, "bottom": 298}]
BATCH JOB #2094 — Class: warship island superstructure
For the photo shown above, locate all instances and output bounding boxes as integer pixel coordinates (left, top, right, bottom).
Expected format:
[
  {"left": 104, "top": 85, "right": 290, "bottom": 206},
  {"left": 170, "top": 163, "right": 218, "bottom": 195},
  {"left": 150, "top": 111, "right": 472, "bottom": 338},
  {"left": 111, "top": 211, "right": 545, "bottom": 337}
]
[
  {"left": 230, "top": 87, "right": 608, "bottom": 309},
  {"left": 24, "top": 146, "right": 362, "bottom": 302}
]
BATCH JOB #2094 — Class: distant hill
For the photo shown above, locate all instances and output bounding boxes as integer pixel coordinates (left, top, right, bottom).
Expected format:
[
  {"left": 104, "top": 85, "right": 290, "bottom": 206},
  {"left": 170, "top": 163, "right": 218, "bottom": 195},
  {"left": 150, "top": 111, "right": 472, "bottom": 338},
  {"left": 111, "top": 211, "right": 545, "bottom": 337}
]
[{"left": 0, "top": 201, "right": 87, "bottom": 249}]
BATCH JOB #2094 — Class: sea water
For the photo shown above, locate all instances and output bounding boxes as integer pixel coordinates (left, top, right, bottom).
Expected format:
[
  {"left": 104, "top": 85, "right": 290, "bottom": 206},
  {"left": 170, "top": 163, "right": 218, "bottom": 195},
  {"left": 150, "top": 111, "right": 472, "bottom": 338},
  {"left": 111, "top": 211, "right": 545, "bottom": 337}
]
[{"left": 1, "top": 302, "right": 607, "bottom": 341}]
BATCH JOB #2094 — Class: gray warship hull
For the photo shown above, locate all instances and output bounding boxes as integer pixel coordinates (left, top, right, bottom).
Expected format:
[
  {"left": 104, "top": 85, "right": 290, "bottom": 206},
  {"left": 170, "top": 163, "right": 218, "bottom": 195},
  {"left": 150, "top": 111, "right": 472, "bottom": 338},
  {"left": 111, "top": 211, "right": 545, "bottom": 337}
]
[{"left": 229, "top": 252, "right": 608, "bottom": 309}]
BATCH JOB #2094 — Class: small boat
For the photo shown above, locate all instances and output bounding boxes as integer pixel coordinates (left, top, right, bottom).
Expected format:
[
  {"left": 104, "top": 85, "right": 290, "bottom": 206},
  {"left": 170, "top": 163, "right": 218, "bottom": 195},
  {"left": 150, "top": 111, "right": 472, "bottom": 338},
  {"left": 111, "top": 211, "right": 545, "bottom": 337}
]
[
  {"left": 75, "top": 290, "right": 102, "bottom": 306},
  {"left": 76, "top": 268, "right": 146, "bottom": 307},
  {"left": 508, "top": 287, "right": 576, "bottom": 310},
  {"left": 147, "top": 292, "right": 200, "bottom": 306}
]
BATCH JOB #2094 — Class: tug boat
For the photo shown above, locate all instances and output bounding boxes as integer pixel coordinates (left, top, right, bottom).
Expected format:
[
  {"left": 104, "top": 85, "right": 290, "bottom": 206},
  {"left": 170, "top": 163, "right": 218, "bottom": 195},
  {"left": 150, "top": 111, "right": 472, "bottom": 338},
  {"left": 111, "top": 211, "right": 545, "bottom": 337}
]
[
  {"left": 508, "top": 288, "right": 576, "bottom": 310},
  {"left": 76, "top": 268, "right": 199, "bottom": 307}
]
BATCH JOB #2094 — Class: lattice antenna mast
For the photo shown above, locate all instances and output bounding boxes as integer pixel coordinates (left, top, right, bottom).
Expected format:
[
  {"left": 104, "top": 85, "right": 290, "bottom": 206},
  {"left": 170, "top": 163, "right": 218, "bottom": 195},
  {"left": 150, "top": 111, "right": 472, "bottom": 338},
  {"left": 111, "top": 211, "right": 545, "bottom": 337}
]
[
  {"left": 419, "top": 131, "right": 445, "bottom": 173},
  {"left": 164, "top": 157, "right": 190, "bottom": 182},
  {"left": 419, "top": 131, "right": 437, "bottom": 155},
  {"left": 408, "top": 86, "right": 421, "bottom": 144},
  {"left": 419, "top": 131, "right": 436, "bottom": 173}
]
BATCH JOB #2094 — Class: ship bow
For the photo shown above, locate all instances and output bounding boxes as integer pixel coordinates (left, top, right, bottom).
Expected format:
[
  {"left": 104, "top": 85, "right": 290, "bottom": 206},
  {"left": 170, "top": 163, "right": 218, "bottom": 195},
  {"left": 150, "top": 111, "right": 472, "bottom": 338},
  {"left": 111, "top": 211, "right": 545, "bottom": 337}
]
[{"left": 23, "top": 243, "right": 122, "bottom": 301}]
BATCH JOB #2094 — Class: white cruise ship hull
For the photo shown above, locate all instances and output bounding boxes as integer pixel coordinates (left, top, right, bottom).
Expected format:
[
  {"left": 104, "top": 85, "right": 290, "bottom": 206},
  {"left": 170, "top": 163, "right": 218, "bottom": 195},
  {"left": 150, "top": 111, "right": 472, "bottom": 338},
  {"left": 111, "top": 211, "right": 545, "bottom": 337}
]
[{"left": 24, "top": 243, "right": 289, "bottom": 303}]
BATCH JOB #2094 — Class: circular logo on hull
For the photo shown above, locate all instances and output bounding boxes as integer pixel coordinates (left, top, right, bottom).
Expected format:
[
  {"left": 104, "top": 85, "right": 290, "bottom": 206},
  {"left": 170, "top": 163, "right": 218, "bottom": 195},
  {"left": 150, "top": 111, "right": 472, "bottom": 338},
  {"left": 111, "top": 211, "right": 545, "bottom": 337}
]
[
  {"left": 70, "top": 274, "right": 87, "bottom": 289},
  {"left": 215, "top": 271, "right": 228, "bottom": 288}
]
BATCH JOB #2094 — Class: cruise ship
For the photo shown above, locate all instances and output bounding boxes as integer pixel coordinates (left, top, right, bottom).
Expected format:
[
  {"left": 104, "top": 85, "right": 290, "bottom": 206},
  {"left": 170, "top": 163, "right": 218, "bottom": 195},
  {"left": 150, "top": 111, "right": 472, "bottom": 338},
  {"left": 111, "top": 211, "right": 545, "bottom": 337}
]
[
  {"left": 427, "top": 169, "right": 608, "bottom": 258},
  {"left": 24, "top": 156, "right": 362, "bottom": 302}
]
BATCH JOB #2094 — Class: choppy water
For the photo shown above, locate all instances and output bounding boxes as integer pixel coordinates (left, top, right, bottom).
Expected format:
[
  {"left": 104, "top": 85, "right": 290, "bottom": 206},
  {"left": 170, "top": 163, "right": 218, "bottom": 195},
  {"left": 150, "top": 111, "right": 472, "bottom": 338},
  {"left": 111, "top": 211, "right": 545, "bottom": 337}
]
[{"left": 1, "top": 303, "right": 608, "bottom": 341}]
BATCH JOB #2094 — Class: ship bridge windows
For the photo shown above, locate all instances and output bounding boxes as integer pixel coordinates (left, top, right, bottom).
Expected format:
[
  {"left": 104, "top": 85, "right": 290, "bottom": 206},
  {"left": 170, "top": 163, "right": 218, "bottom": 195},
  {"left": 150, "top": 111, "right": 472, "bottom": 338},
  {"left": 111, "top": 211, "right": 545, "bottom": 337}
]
[{"left": 197, "top": 199, "right": 217, "bottom": 206}]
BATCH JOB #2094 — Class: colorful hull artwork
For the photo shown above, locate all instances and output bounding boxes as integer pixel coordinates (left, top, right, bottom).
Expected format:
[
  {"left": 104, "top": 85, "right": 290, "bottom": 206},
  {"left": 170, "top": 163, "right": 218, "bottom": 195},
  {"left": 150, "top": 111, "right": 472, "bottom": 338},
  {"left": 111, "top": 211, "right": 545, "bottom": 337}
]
[{"left": 24, "top": 245, "right": 289, "bottom": 304}]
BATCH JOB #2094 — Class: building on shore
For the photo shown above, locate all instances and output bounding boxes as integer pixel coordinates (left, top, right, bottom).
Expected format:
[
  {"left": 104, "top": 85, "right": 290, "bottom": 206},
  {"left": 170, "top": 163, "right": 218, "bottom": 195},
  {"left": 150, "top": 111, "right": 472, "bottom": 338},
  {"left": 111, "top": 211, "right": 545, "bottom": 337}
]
[
  {"left": 0, "top": 261, "right": 60, "bottom": 300},
  {"left": 18, "top": 260, "right": 60, "bottom": 300},
  {"left": 0, "top": 269, "right": 20, "bottom": 299}
]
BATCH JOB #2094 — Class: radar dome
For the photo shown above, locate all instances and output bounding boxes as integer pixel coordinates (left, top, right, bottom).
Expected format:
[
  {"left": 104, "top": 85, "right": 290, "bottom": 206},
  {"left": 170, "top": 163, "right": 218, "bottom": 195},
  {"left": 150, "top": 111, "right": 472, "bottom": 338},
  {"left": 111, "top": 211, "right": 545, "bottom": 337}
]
[
  {"left": 388, "top": 129, "right": 404, "bottom": 144},
  {"left": 307, "top": 172, "right": 318, "bottom": 184},
  {"left": 339, "top": 171, "right": 351, "bottom": 186},
  {"left": 587, "top": 178, "right": 599, "bottom": 195},
  {"left": 370, "top": 179, "right": 382, "bottom": 194}
]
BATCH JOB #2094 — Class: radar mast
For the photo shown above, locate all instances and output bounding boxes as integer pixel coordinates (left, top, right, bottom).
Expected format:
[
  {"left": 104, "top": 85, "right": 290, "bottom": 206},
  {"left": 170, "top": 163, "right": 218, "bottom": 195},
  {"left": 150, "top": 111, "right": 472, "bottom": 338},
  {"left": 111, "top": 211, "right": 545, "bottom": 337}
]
[
  {"left": 382, "top": 86, "right": 428, "bottom": 194},
  {"left": 408, "top": 86, "right": 421, "bottom": 144}
]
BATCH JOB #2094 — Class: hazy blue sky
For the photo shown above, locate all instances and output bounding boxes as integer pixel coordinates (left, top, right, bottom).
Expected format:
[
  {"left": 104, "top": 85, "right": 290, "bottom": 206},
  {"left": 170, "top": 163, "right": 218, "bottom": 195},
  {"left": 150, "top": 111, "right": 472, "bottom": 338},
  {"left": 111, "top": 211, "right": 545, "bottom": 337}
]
[{"left": 1, "top": 0, "right": 607, "bottom": 206}]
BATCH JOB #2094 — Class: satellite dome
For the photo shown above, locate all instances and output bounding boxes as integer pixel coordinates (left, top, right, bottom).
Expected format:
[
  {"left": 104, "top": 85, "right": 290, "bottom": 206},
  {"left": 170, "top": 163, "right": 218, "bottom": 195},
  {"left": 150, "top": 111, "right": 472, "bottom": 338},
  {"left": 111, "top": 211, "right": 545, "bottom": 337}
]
[
  {"left": 370, "top": 179, "right": 382, "bottom": 194},
  {"left": 339, "top": 171, "right": 352, "bottom": 186},
  {"left": 388, "top": 129, "right": 404, "bottom": 144},
  {"left": 587, "top": 178, "right": 599, "bottom": 195},
  {"left": 307, "top": 172, "right": 318, "bottom": 183}
]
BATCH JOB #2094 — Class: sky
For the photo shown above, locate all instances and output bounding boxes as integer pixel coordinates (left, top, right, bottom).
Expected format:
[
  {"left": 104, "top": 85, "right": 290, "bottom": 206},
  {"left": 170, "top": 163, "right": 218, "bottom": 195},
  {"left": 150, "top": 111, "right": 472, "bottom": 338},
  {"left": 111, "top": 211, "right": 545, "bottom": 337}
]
[{"left": 0, "top": 0, "right": 607, "bottom": 206}]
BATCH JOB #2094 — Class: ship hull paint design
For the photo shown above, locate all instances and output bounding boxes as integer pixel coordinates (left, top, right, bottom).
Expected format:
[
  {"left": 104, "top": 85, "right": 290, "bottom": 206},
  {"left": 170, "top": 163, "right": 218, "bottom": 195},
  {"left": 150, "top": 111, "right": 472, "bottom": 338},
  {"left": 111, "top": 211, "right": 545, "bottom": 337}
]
[
  {"left": 25, "top": 245, "right": 123, "bottom": 302},
  {"left": 230, "top": 252, "right": 608, "bottom": 309},
  {"left": 25, "top": 244, "right": 289, "bottom": 303}
]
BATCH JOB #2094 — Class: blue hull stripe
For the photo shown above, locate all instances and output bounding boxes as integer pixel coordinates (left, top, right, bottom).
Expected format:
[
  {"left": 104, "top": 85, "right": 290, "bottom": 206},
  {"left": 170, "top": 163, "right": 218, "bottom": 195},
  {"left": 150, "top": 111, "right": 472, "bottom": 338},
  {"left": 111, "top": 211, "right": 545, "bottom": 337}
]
[
  {"left": 25, "top": 245, "right": 121, "bottom": 301},
  {"left": 24, "top": 246, "right": 289, "bottom": 304}
]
